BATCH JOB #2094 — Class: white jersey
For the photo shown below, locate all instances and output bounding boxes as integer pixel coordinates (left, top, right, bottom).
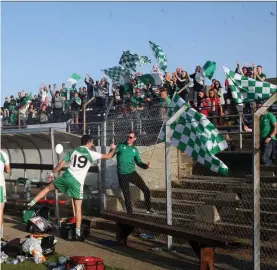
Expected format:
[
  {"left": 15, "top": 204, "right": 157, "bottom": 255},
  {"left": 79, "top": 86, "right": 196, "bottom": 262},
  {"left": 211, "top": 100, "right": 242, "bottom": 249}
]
[
  {"left": 63, "top": 146, "right": 102, "bottom": 185},
  {"left": 0, "top": 150, "right": 9, "bottom": 185}
]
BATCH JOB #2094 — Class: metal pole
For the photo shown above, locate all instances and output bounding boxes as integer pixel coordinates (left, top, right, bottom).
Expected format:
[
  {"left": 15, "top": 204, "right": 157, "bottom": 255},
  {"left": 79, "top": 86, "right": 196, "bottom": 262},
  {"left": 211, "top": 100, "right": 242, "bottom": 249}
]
[
  {"left": 97, "top": 125, "right": 101, "bottom": 146},
  {"left": 100, "top": 120, "right": 107, "bottom": 213},
  {"left": 239, "top": 112, "right": 243, "bottom": 152},
  {"left": 112, "top": 120, "right": 115, "bottom": 143},
  {"left": 165, "top": 122, "right": 172, "bottom": 250},
  {"left": 83, "top": 105, "right": 86, "bottom": 135},
  {"left": 50, "top": 128, "right": 61, "bottom": 227},
  {"left": 252, "top": 112, "right": 260, "bottom": 270}
]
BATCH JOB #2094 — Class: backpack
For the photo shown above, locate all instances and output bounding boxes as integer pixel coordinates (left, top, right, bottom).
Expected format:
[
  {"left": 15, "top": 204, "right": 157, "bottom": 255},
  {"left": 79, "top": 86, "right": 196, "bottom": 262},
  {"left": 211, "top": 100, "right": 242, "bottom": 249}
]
[
  {"left": 59, "top": 218, "right": 90, "bottom": 240},
  {"left": 66, "top": 256, "right": 104, "bottom": 270}
]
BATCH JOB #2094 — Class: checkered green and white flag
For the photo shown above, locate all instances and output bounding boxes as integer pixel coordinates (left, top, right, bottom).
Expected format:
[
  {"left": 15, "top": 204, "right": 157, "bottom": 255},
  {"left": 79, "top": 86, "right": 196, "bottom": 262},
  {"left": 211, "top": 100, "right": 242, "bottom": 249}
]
[
  {"left": 101, "top": 66, "right": 130, "bottom": 83},
  {"left": 135, "top": 79, "right": 146, "bottom": 89},
  {"left": 158, "top": 93, "right": 228, "bottom": 176},
  {"left": 68, "top": 73, "right": 82, "bottom": 84},
  {"left": 223, "top": 66, "right": 277, "bottom": 104},
  {"left": 138, "top": 56, "right": 151, "bottom": 66},
  {"left": 149, "top": 41, "right": 167, "bottom": 72},
  {"left": 119, "top": 51, "right": 140, "bottom": 72}
]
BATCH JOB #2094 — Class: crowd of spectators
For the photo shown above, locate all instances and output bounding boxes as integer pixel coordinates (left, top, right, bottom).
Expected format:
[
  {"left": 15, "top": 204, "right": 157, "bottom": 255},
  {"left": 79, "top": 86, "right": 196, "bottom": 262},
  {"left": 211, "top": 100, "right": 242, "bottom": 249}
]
[{"left": 1, "top": 62, "right": 268, "bottom": 129}]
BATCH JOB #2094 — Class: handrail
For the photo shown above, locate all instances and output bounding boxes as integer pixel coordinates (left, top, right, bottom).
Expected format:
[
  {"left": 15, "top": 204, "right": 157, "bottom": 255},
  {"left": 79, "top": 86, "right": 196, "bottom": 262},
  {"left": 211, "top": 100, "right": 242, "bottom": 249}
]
[{"left": 83, "top": 96, "right": 95, "bottom": 134}]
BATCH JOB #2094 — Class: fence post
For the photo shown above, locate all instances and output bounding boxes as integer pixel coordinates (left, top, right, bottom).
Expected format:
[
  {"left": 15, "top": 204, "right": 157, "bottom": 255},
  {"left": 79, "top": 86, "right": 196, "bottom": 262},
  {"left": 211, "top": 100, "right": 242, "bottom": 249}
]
[
  {"left": 83, "top": 105, "right": 86, "bottom": 134},
  {"left": 50, "top": 128, "right": 61, "bottom": 228},
  {"left": 252, "top": 111, "right": 260, "bottom": 270},
  {"left": 165, "top": 122, "right": 173, "bottom": 250},
  {"left": 100, "top": 120, "right": 107, "bottom": 214}
]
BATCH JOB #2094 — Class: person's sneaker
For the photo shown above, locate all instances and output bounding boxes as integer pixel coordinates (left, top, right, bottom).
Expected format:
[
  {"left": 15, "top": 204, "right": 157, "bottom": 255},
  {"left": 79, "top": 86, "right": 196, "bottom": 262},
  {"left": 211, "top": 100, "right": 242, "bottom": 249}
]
[{"left": 146, "top": 209, "right": 156, "bottom": 214}]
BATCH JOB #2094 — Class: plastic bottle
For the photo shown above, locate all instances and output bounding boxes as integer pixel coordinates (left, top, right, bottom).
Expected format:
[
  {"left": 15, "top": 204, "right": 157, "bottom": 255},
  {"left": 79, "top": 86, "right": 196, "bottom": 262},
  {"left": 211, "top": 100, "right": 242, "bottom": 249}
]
[{"left": 58, "top": 256, "right": 70, "bottom": 265}]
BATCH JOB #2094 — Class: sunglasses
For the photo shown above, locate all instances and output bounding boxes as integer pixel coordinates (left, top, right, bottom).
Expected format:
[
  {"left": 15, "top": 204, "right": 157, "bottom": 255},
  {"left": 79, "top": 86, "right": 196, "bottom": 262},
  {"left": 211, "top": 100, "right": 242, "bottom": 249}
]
[{"left": 128, "top": 136, "right": 135, "bottom": 139}]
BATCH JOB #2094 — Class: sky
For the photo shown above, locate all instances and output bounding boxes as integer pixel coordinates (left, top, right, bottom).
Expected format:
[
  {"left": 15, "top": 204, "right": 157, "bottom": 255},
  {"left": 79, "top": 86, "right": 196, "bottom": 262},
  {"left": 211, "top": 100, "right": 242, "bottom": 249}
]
[{"left": 1, "top": 1, "right": 276, "bottom": 102}]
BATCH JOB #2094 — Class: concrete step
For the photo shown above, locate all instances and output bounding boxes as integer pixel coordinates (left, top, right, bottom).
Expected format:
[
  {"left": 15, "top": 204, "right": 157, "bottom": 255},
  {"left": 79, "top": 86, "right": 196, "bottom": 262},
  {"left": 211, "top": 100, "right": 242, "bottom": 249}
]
[
  {"left": 135, "top": 198, "right": 201, "bottom": 215},
  {"left": 151, "top": 188, "right": 220, "bottom": 201}
]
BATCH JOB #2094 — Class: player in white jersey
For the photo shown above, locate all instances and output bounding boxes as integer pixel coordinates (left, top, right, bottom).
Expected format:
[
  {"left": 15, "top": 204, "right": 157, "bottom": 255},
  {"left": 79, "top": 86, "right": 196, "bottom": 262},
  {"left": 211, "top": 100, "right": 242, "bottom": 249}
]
[
  {"left": 0, "top": 150, "right": 11, "bottom": 238},
  {"left": 27, "top": 135, "right": 116, "bottom": 241}
]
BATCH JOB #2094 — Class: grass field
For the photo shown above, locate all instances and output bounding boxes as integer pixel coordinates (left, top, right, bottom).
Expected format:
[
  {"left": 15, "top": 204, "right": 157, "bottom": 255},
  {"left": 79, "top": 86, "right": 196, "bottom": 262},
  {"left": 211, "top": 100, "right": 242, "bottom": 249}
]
[{"left": 1, "top": 252, "right": 124, "bottom": 270}]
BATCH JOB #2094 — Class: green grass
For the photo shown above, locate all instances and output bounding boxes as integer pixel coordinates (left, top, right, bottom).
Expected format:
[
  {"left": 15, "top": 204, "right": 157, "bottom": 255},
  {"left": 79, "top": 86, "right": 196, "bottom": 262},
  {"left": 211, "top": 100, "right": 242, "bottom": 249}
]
[{"left": 1, "top": 252, "right": 124, "bottom": 270}]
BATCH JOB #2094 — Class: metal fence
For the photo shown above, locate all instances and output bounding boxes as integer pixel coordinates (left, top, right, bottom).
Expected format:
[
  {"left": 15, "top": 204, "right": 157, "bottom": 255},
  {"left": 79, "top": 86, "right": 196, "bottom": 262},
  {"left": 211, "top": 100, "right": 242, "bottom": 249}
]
[
  {"left": 96, "top": 98, "right": 277, "bottom": 270},
  {"left": 2, "top": 95, "right": 277, "bottom": 269}
]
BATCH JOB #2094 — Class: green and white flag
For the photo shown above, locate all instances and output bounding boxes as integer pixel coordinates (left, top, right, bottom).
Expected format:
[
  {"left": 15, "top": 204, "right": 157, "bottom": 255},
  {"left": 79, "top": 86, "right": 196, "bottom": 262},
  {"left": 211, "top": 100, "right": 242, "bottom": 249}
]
[
  {"left": 135, "top": 79, "right": 146, "bottom": 89},
  {"left": 223, "top": 66, "right": 277, "bottom": 104},
  {"left": 195, "top": 61, "right": 216, "bottom": 83},
  {"left": 138, "top": 73, "right": 163, "bottom": 86},
  {"left": 158, "top": 93, "right": 228, "bottom": 176},
  {"left": 138, "top": 56, "right": 151, "bottom": 66},
  {"left": 68, "top": 73, "right": 82, "bottom": 84},
  {"left": 119, "top": 51, "right": 140, "bottom": 72},
  {"left": 149, "top": 41, "right": 167, "bottom": 72},
  {"left": 101, "top": 66, "right": 130, "bottom": 83}
]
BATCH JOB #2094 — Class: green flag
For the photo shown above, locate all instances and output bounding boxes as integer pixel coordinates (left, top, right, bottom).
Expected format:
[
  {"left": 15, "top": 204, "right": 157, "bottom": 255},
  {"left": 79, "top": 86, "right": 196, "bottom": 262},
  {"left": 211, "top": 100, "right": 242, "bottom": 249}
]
[
  {"left": 149, "top": 41, "right": 168, "bottom": 72},
  {"left": 138, "top": 73, "right": 163, "bottom": 86}
]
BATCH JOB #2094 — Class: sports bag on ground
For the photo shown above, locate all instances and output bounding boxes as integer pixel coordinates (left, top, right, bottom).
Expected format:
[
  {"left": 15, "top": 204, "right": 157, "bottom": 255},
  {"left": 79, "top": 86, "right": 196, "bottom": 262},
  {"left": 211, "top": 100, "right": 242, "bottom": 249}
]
[
  {"left": 26, "top": 216, "right": 52, "bottom": 233},
  {"left": 66, "top": 256, "right": 104, "bottom": 270}
]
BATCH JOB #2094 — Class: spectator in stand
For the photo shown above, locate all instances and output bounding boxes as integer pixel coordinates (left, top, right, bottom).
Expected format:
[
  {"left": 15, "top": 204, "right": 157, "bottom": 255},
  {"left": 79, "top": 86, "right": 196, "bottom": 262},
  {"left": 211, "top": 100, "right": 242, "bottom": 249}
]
[
  {"left": 159, "top": 88, "right": 171, "bottom": 120},
  {"left": 190, "top": 65, "right": 204, "bottom": 106},
  {"left": 38, "top": 104, "right": 49, "bottom": 124},
  {"left": 27, "top": 103, "right": 38, "bottom": 125},
  {"left": 39, "top": 84, "right": 49, "bottom": 109},
  {"left": 206, "top": 89, "right": 224, "bottom": 125},
  {"left": 10, "top": 96, "right": 16, "bottom": 108},
  {"left": 198, "top": 92, "right": 209, "bottom": 117},
  {"left": 3, "top": 97, "right": 10, "bottom": 118},
  {"left": 213, "top": 80, "right": 225, "bottom": 106},
  {"left": 69, "top": 84, "right": 78, "bottom": 100},
  {"left": 235, "top": 62, "right": 248, "bottom": 76},
  {"left": 60, "top": 83, "right": 68, "bottom": 100},
  {"left": 32, "top": 95, "right": 40, "bottom": 108},
  {"left": 52, "top": 91, "right": 64, "bottom": 123},
  {"left": 253, "top": 64, "right": 266, "bottom": 82},
  {"left": 63, "top": 96, "right": 69, "bottom": 114},
  {"left": 176, "top": 70, "right": 190, "bottom": 102},
  {"left": 16, "top": 91, "right": 25, "bottom": 107},
  {"left": 131, "top": 89, "right": 145, "bottom": 111},
  {"left": 85, "top": 74, "right": 95, "bottom": 100},
  {"left": 69, "top": 91, "right": 82, "bottom": 124},
  {"left": 79, "top": 87, "right": 88, "bottom": 104}
]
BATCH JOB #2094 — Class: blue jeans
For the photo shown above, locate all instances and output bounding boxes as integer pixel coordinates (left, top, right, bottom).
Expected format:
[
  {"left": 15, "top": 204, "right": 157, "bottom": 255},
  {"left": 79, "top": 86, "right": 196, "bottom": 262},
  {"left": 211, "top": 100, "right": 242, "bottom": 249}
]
[{"left": 261, "top": 139, "right": 273, "bottom": 166}]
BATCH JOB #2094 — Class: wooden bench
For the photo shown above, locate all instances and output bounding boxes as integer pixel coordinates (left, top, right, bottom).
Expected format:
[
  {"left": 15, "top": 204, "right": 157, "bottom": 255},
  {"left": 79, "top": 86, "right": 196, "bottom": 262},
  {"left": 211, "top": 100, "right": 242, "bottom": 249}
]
[{"left": 102, "top": 212, "right": 242, "bottom": 270}]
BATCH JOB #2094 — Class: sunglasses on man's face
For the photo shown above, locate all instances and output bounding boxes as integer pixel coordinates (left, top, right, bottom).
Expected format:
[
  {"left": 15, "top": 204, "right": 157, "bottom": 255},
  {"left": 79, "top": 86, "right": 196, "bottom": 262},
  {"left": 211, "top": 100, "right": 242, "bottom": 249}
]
[{"left": 128, "top": 136, "right": 135, "bottom": 139}]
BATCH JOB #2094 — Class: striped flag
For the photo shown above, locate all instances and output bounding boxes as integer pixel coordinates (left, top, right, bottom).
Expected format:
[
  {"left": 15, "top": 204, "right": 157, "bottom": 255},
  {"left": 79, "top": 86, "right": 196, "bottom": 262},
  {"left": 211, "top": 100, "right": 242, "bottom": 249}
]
[
  {"left": 149, "top": 41, "right": 167, "bottom": 72},
  {"left": 223, "top": 66, "right": 277, "bottom": 104}
]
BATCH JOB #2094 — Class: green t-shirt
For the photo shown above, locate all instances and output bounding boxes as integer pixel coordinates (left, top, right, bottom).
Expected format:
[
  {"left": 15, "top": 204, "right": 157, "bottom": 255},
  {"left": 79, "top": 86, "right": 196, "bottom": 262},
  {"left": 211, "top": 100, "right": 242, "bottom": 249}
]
[
  {"left": 124, "top": 83, "right": 133, "bottom": 94},
  {"left": 131, "top": 96, "right": 144, "bottom": 108},
  {"left": 9, "top": 110, "right": 18, "bottom": 125},
  {"left": 60, "top": 88, "right": 68, "bottom": 98},
  {"left": 256, "top": 72, "right": 266, "bottom": 82},
  {"left": 260, "top": 112, "right": 276, "bottom": 139},
  {"left": 160, "top": 96, "right": 171, "bottom": 108},
  {"left": 115, "top": 142, "right": 147, "bottom": 174}
]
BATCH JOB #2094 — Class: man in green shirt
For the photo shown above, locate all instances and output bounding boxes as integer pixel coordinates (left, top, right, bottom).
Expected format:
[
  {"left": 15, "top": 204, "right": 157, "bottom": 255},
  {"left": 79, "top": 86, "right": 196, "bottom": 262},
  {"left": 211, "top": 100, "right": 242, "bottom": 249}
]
[
  {"left": 259, "top": 106, "right": 277, "bottom": 165},
  {"left": 114, "top": 131, "right": 154, "bottom": 215},
  {"left": 254, "top": 65, "right": 266, "bottom": 82}
]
